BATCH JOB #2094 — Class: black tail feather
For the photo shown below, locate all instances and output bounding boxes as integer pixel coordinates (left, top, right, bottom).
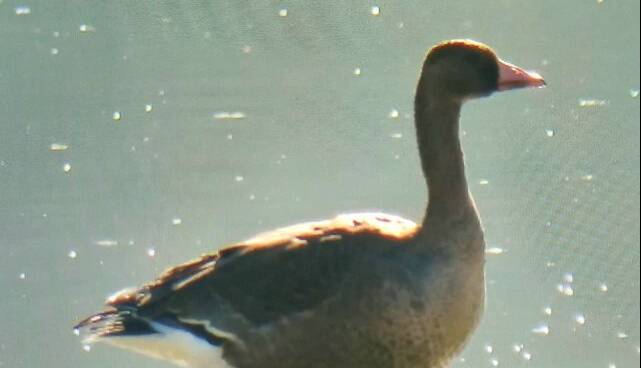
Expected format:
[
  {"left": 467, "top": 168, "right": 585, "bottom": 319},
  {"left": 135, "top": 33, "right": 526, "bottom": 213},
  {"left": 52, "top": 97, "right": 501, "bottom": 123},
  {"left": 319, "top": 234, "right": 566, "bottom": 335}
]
[
  {"left": 74, "top": 309, "right": 158, "bottom": 340},
  {"left": 74, "top": 309, "right": 225, "bottom": 347}
]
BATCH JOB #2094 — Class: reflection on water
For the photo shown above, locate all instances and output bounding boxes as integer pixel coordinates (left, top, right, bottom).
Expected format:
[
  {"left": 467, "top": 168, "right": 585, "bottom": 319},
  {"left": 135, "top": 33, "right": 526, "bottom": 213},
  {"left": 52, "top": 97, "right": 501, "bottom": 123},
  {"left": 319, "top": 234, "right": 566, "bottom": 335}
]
[{"left": 0, "top": 1, "right": 639, "bottom": 368}]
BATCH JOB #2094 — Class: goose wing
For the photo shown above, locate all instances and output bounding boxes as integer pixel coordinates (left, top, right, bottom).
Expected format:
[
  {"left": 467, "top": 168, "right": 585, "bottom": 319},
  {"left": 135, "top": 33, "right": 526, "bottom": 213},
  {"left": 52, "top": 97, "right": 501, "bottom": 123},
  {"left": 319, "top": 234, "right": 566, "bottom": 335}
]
[{"left": 75, "top": 213, "right": 418, "bottom": 354}]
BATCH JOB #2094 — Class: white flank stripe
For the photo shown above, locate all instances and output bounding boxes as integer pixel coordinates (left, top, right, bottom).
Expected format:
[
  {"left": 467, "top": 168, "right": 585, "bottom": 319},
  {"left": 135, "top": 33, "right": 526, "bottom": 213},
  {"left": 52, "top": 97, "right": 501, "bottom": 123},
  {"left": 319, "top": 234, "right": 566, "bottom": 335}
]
[{"left": 100, "top": 322, "right": 232, "bottom": 368}]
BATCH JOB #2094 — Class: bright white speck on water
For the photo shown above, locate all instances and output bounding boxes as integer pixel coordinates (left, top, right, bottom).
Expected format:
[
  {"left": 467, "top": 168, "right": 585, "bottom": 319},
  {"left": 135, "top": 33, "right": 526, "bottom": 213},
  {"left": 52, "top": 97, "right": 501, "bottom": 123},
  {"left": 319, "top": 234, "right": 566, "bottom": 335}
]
[
  {"left": 112, "top": 111, "right": 122, "bottom": 121},
  {"left": 484, "top": 345, "right": 494, "bottom": 354},
  {"left": 563, "top": 272, "right": 574, "bottom": 283},
  {"left": 213, "top": 112, "right": 246, "bottom": 120},
  {"left": 50, "top": 48, "right": 59, "bottom": 56},
  {"left": 630, "top": 89, "right": 640, "bottom": 98},
  {"left": 278, "top": 9, "right": 288, "bottom": 17},
  {"left": 599, "top": 283, "right": 609, "bottom": 292},
  {"left": 370, "top": 6, "right": 381, "bottom": 16},
  {"left": 575, "top": 314, "right": 587, "bottom": 325},
  {"left": 390, "top": 133, "right": 403, "bottom": 139},
  {"left": 227, "top": 134, "right": 233, "bottom": 140},
  {"left": 94, "top": 239, "right": 118, "bottom": 247},
  {"left": 513, "top": 344, "right": 524, "bottom": 353},
  {"left": 235, "top": 175, "right": 244, "bottom": 182},
  {"left": 79, "top": 24, "right": 95, "bottom": 33},
  {"left": 388, "top": 109, "right": 400, "bottom": 118},
  {"left": 144, "top": 104, "right": 153, "bottom": 112},
  {"left": 490, "top": 358, "right": 499, "bottom": 367},
  {"left": 579, "top": 99, "right": 607, "bottom": 107},
  {"left": 479, "top": 179, "right": 490, "bottom": 185},
  {"left": 582, "top": 174, "right": 594, "bottom": 181},
  {"left": 50, "top": 143, "right": 69, "bottom": 151},
  {"left": 73, "top": 329, "right": 80, "bottom": 336},
  {"left": 545, "top": 129, "right": 555, "bottom": 137},
  {"left": 242, "top": 45, "right": 252, "bottom": 54},
  {"left": 486, "top": 247, "right": 505, "bottom": 255},
  {"left": 67, "top": 250, "right": 77, "bottom": 259},
  {"left": 147, "top": 248, "right": 157, "bottom": 257},
  {"left": 353, "top": 67, "right": 362, "bottom": 76},
  {"left": 558, "top": 283, "right": 574, "bottom": 296},
  {"left": 19, "top": 273, "right": 26, "bottom": 280},
  {"left": 522, "top": 352, "right": 532, "bottom": 361},
  {"left": 532, "top": 324, "right": 550, "bottom": 336},
  {"left": 82, "top": 344, "right": 92, "bottom": 352},
  {"left": 63, "top": 163, "right": 72, "bottom": 173},
  {"left": 617, "top": 332, "right": 629, "bottom": 339},
  {"left": 172, "top": 218, "right": 182, "bottom": 226},
  {"left": 15, "top": 6, "right": 31, "bottom": 15}
]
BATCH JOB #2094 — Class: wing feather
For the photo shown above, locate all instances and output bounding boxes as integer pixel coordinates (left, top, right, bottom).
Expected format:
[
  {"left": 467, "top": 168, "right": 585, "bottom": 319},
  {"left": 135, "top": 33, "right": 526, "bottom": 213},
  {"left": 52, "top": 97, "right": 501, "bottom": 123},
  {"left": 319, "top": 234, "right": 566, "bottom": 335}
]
[{"left": 76, "top": 213, "right": 418, "bottom": 345}]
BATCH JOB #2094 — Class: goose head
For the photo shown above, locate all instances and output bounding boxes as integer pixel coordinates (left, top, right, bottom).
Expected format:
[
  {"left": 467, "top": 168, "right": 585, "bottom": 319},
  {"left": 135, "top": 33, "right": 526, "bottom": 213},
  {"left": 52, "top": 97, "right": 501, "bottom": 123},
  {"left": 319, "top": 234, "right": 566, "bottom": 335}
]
[{"left": 419, "top": 39, "right": 546, "bottom": 102}]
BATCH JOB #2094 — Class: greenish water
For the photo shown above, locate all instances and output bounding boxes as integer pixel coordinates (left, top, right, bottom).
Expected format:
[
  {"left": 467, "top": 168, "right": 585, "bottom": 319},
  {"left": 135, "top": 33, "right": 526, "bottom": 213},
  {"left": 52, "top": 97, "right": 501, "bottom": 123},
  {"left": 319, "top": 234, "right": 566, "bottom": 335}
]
[{"left": 0, "top": 1, "right": 639, "bottom": 367}]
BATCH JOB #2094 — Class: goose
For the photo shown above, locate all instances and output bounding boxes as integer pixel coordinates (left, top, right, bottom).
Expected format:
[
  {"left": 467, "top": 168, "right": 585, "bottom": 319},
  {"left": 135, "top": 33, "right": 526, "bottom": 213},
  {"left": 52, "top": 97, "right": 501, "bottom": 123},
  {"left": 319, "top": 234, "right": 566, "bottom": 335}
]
[{"left": 75, "top": 39, "right": 545, "bottom": 368}]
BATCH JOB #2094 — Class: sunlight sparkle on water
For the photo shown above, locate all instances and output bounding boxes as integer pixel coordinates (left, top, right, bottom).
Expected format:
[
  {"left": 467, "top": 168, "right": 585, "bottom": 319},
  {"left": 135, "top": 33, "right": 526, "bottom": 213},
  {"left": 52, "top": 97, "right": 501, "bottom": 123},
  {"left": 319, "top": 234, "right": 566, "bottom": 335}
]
[
  {"left": 579, "top": 99, "right": 607, "bottom": 107},
  {"left": 486, "top": 247, "right": 505, "bottom": 256},
  {"left": 94, "top": 239, "right": 118, "bottom": 247},
  {"left": 213, "top": 112, "right": 246, "bottom": 120},
  {"left": 79, "top": 24, "right": 96, "bottom": 33},
  {"left": 50, "top": 143, "right": 69, "bottom": 151},
  {"left": 532, "top": 324, "right": 550, "bottom": 336},
  {"left": 513, "top": 344, "right": 524, "bottom": 353},
  {"left": 558, "top": 283, "right": 574, "bottom": 296},
  {"left": 15, "top": 6, "right": 31, "bottom": 15}
]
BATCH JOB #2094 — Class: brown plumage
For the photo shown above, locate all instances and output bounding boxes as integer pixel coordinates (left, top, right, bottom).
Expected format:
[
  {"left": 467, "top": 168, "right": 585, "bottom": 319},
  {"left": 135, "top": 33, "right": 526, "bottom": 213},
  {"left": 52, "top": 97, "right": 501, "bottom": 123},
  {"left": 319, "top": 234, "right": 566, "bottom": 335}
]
[{"left": 75, "top": 40, "right": 545, "bottom": 368}]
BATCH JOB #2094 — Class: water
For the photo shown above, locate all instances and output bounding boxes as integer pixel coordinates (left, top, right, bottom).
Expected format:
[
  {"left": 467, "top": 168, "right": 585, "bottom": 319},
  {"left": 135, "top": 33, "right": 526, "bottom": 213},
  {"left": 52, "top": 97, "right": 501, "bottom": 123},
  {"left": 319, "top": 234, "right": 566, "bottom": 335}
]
[{"left": 0, "top": 1, "right": 639, "bottom": 368}]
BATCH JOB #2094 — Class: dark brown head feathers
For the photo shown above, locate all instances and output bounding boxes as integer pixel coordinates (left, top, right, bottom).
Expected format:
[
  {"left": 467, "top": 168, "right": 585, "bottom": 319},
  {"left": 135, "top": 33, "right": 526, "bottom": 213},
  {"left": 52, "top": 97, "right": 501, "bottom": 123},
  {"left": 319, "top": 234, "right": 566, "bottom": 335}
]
[{"left": 421, "top": 39, "right": 501, "bottom": 97}]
